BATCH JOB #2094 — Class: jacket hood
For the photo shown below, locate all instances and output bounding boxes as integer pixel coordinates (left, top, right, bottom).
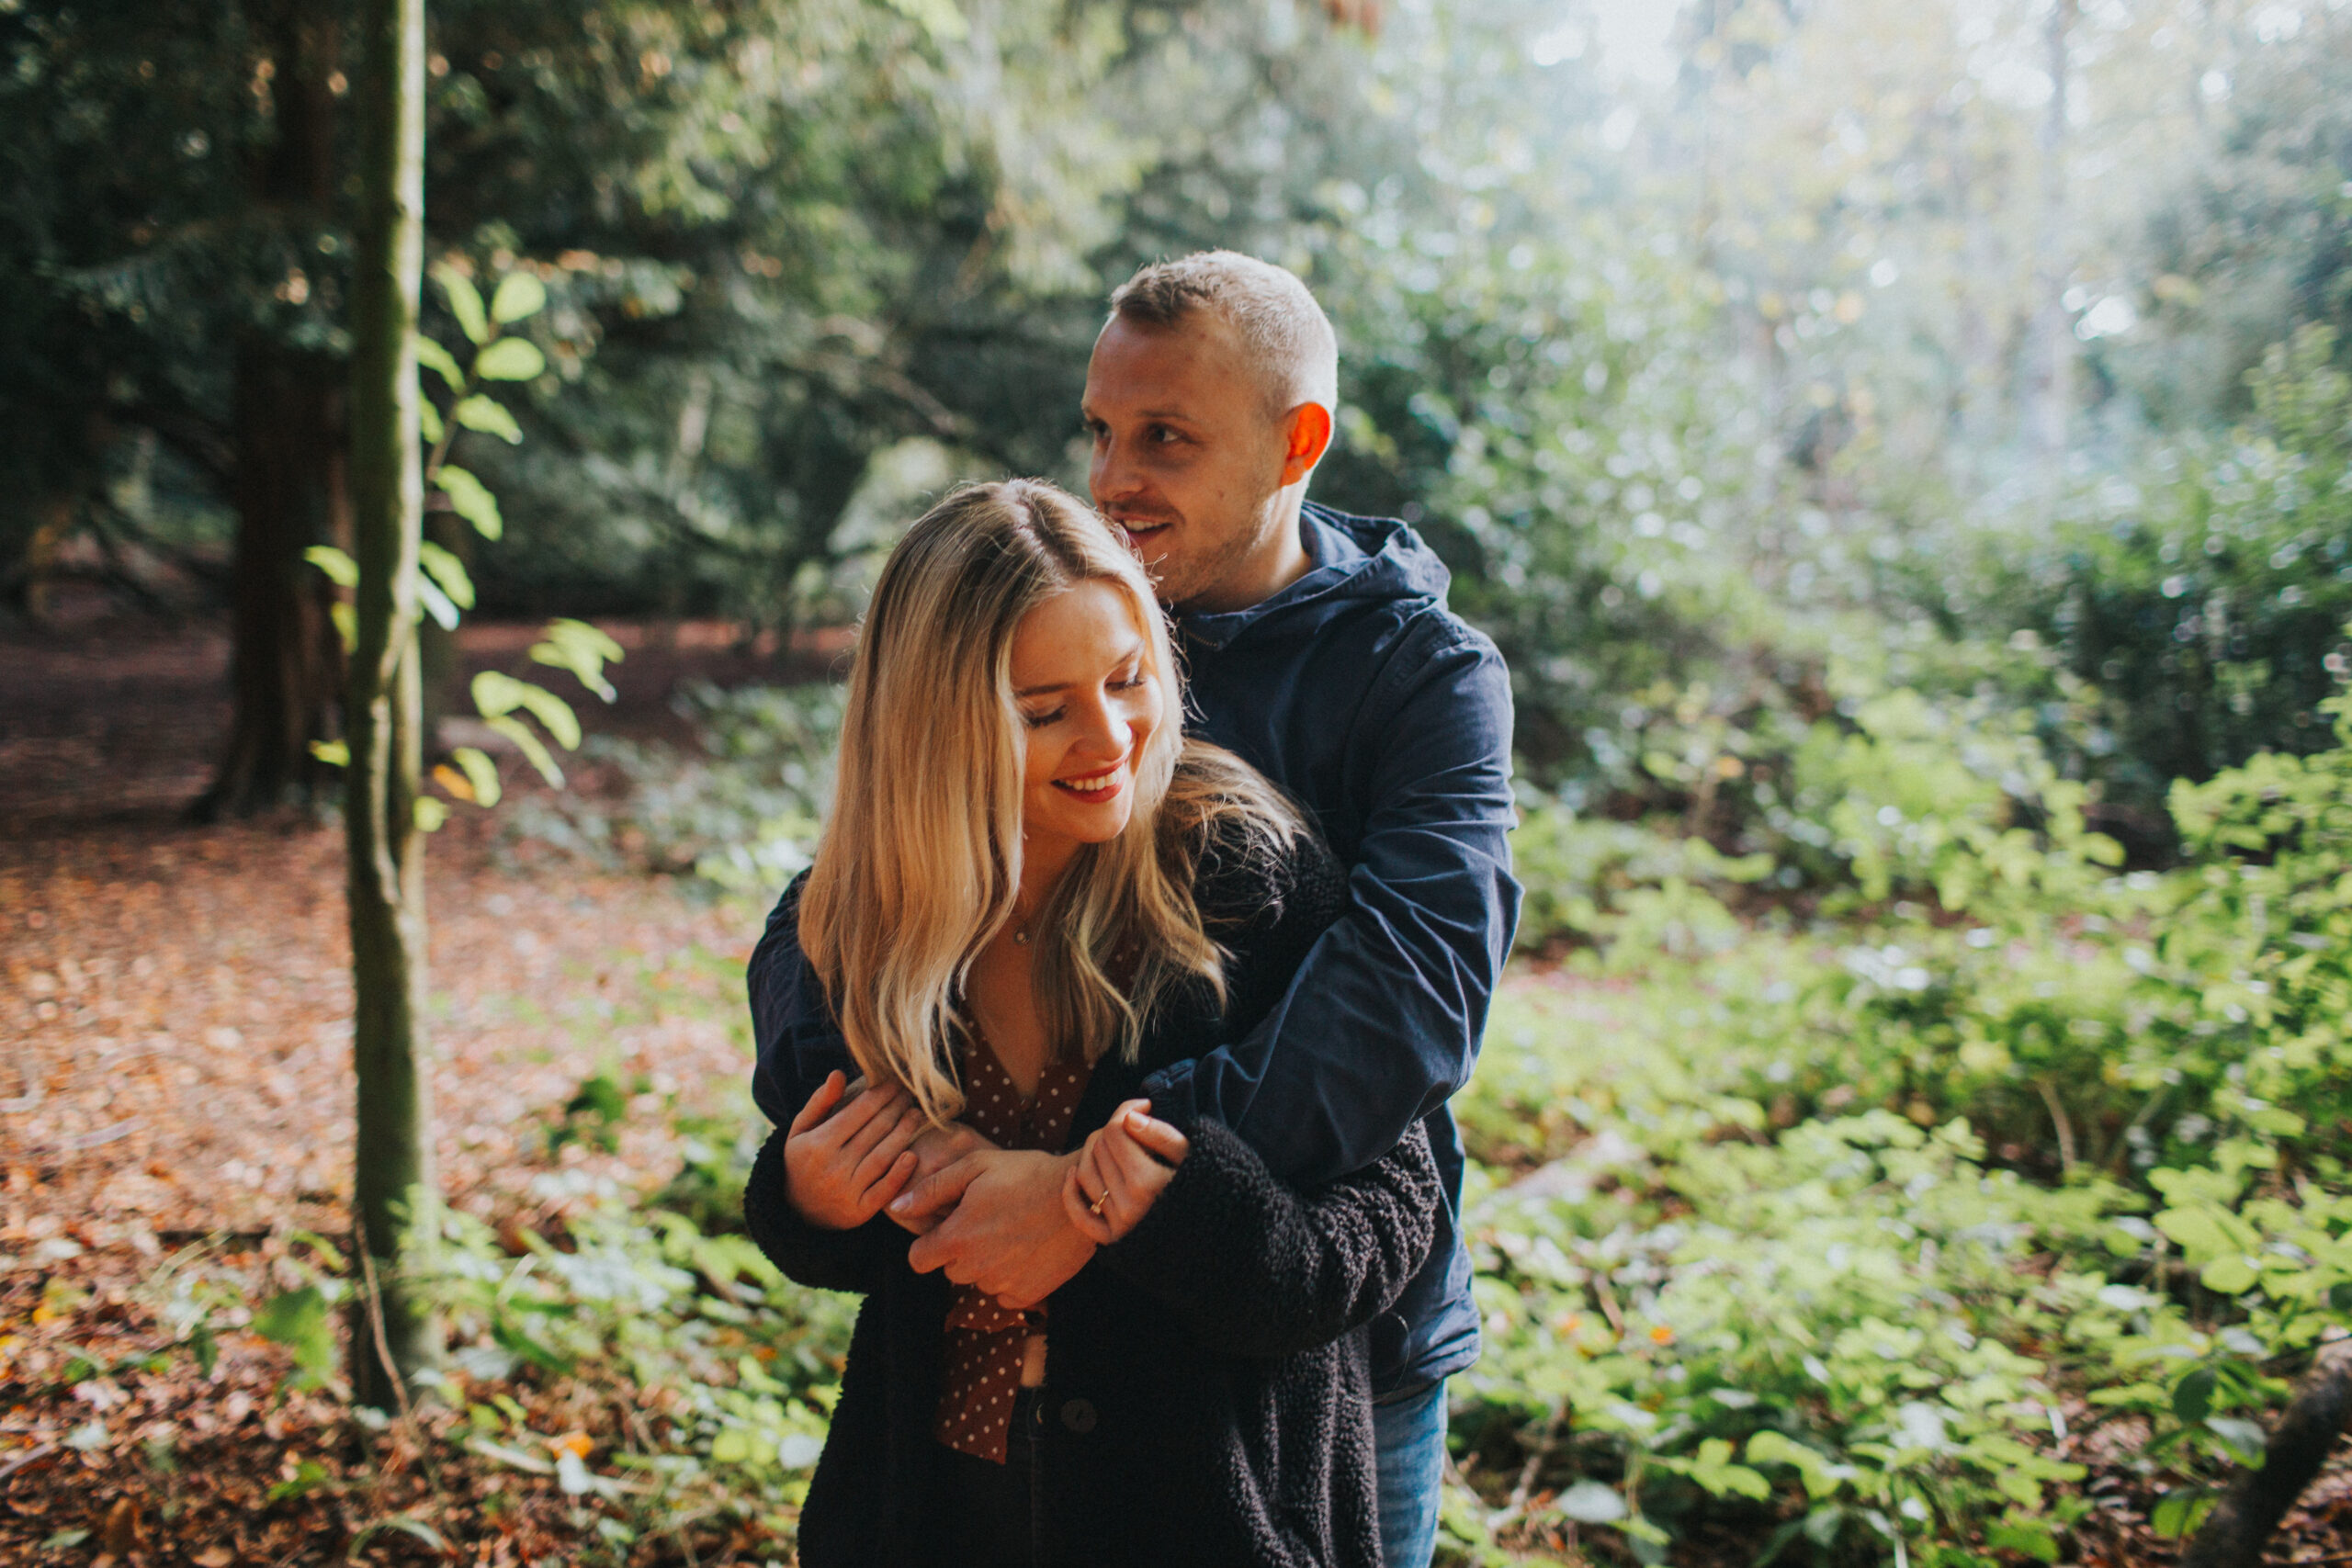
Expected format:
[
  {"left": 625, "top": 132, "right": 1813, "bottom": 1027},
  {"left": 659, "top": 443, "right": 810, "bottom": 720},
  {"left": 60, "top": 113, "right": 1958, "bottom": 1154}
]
[{"left": 1176, "top": 503, "right": 1453, "bottom": 652}]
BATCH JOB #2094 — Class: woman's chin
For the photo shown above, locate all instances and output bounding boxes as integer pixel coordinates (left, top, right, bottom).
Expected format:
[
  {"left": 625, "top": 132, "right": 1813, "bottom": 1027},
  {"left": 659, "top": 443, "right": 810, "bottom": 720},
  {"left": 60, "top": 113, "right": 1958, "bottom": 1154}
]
[{"left": 1035, "top": 803, "right": 1136, "bottom": 848}]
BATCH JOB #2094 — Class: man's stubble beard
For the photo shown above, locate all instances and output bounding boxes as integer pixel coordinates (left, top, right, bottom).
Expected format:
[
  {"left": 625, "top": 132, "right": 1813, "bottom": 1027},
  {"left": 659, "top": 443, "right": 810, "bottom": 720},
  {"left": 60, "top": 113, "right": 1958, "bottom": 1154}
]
[{"left": 1150, "top": 488, "right": 1287, "bottom": 616}]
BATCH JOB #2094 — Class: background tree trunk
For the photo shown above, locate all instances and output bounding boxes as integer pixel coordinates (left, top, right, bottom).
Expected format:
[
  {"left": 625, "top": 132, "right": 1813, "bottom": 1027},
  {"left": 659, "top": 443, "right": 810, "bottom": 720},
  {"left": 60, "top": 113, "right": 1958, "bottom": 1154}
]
[
  {"left": 2181, "top": 1339, "right": 2352, "bottom": 1568},
  {"left": 193, "top": 345, "right": 346, "bottom": 820},
  {"left": 345, "top": 0, "right": 436, "bottom": 1411},
  {"left": 195, "top": 4, "right": 348, "bottom": 821}
]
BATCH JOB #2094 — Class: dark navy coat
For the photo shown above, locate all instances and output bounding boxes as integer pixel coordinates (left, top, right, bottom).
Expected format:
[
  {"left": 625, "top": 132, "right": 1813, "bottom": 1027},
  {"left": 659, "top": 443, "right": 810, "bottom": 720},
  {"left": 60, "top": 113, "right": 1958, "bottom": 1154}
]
[{"left": 749, "top": 501, "right": 1521, "bottom": 1396}]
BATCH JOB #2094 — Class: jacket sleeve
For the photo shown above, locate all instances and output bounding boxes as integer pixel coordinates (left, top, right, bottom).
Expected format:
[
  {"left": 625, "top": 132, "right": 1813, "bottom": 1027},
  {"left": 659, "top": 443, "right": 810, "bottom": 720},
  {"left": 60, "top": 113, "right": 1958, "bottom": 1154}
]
[
  {"left": 741, "top": 1122, "right": 912, "bottom": 1296},
  {"left": 1145, "top": 621, "right": 1521, "bottom": 1184},
  {"left": 1099, "top": 1118, "right": 1440, "bottom": 1359},
  {"left": 748, "top": 873, "right": 860, "bottom": 1130},
  {"left": 741, "top": 887, "right": 907, "bottom": 1293}
]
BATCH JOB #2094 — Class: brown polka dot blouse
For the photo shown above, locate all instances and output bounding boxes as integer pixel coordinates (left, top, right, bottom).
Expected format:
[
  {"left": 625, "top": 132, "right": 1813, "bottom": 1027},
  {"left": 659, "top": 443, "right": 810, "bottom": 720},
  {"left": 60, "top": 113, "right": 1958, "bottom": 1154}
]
[{"left": 932, "top": 1032, "right": 1093, "bottom": 1464}]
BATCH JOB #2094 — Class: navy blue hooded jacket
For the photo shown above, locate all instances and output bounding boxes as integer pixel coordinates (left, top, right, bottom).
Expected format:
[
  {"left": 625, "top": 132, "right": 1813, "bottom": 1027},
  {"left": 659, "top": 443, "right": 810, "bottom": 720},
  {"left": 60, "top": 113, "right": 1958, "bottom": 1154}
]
[{"left": 748, "top": 501, "right": 1521, "bottom": 1397}]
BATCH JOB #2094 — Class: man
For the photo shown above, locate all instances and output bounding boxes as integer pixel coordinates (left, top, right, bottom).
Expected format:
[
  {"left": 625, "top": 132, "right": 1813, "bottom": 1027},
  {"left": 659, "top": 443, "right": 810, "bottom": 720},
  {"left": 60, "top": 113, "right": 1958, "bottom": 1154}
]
[{"left": 750, "top": 250, "right": 1519, "bottom": 1567}]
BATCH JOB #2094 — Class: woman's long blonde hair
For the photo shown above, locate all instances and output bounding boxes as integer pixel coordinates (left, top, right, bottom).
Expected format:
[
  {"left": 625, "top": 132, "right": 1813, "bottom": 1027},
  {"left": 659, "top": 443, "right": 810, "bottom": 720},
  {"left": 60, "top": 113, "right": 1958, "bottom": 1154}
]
[{"left": 797, "top": 479, "right": 1302, "bottom": 1126}]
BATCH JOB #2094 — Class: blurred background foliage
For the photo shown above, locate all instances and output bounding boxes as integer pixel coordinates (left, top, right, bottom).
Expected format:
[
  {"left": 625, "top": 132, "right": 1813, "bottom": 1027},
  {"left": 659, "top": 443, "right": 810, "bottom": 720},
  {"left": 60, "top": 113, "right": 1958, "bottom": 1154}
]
[
  {"left": 12, "top": 0, "right": 2352, "bottom": 821},
  {"left": 17, "top": 0, "right": 2352, "bottom": 1559}
]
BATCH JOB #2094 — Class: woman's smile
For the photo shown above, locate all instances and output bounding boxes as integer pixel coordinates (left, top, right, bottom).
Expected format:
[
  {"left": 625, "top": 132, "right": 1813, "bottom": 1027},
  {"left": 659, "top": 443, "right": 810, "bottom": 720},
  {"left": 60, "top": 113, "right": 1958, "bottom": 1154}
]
[
  {"left": 1011, "top": 580, "right": 1167, "bottom": 870},
  {"left": 1053, "top": 758, "right": 1131, "bottom": 803}
]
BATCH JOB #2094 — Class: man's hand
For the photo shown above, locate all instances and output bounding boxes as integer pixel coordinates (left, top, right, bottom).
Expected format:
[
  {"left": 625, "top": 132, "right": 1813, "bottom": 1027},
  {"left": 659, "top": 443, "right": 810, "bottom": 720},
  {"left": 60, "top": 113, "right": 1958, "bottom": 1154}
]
[
  {"left": 894, "top": 1148, "right": 1096, "bottom": 1308},
  {"left": 782, "top": 1071, "right": 924, "bottom": 1231},
  {"left": 887, "top": 1120, "right": 997, "bottom": 1234}
]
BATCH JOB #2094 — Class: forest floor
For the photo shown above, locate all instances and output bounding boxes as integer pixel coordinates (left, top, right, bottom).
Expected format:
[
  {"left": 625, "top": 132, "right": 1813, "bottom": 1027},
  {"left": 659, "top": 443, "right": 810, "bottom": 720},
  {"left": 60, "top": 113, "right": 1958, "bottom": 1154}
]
[
  {"left": 7, "top": 609, "right": 2352, "bottom": 1566},
  {"left": 0, "top": 610, "right": 822, "bottom": 1566}
]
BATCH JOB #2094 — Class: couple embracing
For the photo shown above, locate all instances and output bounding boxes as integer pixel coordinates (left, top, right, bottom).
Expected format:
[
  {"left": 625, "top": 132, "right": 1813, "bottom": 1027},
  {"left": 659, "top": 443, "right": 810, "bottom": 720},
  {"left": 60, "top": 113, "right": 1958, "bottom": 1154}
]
[{"left": 741, "top": 252, "right": 1521, "bottom": 1568}]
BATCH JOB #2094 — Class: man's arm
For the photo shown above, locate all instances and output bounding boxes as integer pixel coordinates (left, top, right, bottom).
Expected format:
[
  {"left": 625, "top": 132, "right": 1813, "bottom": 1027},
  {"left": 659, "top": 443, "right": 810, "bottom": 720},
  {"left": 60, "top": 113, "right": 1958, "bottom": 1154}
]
[
  {"left": 1148, "top": 622, "right": 1521, "bottom": 1185},
  {"left": 748, "top": 875, "right": 859, "bottom": 1128}
]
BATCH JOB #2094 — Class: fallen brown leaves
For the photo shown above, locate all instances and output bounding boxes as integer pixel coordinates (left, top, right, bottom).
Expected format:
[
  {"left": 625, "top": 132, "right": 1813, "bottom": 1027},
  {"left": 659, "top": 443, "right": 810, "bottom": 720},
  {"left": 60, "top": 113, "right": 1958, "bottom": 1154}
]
[{"left": 1, "top": 617, "right": 801, "bottom": 1564}]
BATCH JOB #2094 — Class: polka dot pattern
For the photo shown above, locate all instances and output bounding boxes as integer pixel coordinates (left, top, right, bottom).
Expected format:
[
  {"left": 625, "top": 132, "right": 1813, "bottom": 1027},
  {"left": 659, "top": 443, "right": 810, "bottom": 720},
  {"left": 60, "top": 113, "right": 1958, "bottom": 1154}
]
[{"left": 933, "top": 1030, "right": 1093, "bottom": 1465}]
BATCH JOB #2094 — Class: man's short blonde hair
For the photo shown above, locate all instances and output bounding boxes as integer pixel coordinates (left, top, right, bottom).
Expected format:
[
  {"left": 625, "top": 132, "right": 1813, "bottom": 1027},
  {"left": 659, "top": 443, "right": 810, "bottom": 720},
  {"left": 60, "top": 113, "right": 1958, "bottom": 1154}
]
[{"left": 1109, "top": 251, "right": 1340, "bottom": 420}]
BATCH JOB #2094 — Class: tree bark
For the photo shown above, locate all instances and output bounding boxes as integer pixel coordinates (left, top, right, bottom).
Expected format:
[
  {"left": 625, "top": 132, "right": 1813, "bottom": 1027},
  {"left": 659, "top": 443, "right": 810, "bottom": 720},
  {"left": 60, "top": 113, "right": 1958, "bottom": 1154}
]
[
  {"left": 346, "top": 0, "right": 436, "bottom": 1412},
  {"left": 196, "top": 5, "right": 350, "bottom": 820},
  {"left": 2180, "top": 1338, "right": 2352, "bottom": 1568},
  {"left": 192, "top": 345, "right": 346, "bottom": 820}
]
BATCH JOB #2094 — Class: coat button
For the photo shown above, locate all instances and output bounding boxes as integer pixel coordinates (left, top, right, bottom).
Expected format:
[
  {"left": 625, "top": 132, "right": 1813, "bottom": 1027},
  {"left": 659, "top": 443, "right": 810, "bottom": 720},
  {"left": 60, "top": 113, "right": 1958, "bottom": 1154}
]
[{"left": 1059, "top": 1399, "right": 1097, "bottom": 1434}]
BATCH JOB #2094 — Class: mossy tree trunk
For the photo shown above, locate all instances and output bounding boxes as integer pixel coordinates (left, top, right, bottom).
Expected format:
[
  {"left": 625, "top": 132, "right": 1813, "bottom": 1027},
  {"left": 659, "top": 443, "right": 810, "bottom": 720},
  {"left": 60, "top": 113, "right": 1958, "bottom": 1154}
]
[
  {"left": 196, "top": 5, "right": 349, "bottom": 821},
  {"left": 345, "top": 0, "right": 437, "bottom": 1411}
]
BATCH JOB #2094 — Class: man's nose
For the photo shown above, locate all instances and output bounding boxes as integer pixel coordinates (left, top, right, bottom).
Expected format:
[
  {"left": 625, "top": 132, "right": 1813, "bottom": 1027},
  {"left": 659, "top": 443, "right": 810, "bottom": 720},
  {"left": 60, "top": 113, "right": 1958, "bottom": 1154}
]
[{"left": 1091, "top": 433, "right": 1140, "bottom": 501}]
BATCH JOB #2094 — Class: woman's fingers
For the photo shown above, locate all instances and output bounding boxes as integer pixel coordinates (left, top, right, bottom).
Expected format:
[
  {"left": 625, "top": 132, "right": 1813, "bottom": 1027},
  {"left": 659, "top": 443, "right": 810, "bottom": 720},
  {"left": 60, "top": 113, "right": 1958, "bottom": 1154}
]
[
  {"left": 831, "top": 1080, "right": 910, "bottom": 1160},
  {"left": 867, "top": 1149, "right": 921, "bottom": 1214},
  {"left": 1075, "top": 1135, "right": 1117, "bottom": 1211},
  {"left": 1054, "top": 1111, "right": 1182, "bottom": 1247},
  {"left": 1118, "top": 1105, "right": 1190, "bottom": 1167},
  {"left": 1100, "top": 1122, "right": 1167, "bottom": 1192},
  {"left": 1095, "top": 1136, "right": 1150, "bottom": 1220},
  {"left": 787, "top": 1070, "right": 847, "bottom": 1138},
  {"left": 851, "top": 1101, "right": 926, "bottom": 1198},
  {"left": 1062, "top": 1162, "right": 1115, "bottom": 1245},
  {"left": 1094, "top": 1119, "right": 1180, "bottom": 1241}
]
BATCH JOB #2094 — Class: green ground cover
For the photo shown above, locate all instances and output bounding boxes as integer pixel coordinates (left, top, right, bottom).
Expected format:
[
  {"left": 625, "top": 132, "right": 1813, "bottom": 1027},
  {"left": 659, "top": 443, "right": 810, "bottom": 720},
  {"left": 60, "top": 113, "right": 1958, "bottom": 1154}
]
[{"left": 40, "top": 656, "right": 2352, "bottom": 1563}]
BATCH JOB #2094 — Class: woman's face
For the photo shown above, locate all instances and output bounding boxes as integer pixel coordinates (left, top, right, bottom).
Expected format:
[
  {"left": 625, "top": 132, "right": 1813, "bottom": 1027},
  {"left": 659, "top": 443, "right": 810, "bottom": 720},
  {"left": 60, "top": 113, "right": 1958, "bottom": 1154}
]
[{"left": 1009, "top": 579, "right": 1165, "bottom": 863}]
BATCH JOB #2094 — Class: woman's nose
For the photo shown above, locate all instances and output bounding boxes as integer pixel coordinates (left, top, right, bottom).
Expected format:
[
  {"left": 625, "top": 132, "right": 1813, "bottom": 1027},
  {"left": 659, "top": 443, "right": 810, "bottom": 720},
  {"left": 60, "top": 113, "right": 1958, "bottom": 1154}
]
[{"left": 1072, "top": 694, "right": 1132, "bottom": 758}]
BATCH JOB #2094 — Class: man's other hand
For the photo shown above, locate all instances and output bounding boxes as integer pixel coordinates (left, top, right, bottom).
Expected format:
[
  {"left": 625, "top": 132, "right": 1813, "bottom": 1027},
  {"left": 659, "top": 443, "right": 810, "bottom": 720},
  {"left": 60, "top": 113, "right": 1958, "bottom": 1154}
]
[
  {"left": 894, "top": 1148, "right": 1096, "bottom": 1308},
  {"left": 887, "top": 1120, "right": 996, "bottom": 1234}
]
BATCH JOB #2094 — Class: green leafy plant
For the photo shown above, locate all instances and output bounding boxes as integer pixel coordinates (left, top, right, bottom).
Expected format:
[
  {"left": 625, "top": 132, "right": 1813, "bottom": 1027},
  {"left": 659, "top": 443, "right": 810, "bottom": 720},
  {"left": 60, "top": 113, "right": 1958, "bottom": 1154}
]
[{"left": 305, "top": 263, "right": 624, "bottom": 820}]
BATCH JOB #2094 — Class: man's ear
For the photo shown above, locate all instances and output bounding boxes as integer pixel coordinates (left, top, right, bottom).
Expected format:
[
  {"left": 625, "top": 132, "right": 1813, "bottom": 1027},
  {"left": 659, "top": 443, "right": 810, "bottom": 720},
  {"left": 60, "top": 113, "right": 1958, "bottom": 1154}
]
[{"left": 1279, "top": 402, "right": 1335, "bottom": 487}]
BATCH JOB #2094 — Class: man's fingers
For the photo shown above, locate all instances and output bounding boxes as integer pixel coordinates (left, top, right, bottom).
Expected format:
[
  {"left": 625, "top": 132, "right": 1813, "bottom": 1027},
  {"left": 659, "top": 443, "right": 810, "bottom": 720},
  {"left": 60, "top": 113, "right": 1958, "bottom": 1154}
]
[
  {"left": 907, "top": 1208, "right": 978, "bottom": 1279},
  {"left": 786, "top": 1070, "right": 847, "bottom": 1138},
  {"left": 892, "top": 1154, "right": 985, "bottom": 1227}
]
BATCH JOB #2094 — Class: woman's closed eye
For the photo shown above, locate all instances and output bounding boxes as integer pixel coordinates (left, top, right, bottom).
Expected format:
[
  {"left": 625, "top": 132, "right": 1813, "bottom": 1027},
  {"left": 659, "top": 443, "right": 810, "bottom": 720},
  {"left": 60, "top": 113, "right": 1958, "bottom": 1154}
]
[{"left": 1022, "top": 669, "right": 1148, "bottom": 728}]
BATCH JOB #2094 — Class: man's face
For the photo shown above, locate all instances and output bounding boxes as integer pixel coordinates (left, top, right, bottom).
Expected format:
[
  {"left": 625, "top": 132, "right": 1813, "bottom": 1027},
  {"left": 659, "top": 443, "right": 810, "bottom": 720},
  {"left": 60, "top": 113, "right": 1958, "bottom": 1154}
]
[{"left": 1081, "top": 314, "right": 1296, "bottom": 614}]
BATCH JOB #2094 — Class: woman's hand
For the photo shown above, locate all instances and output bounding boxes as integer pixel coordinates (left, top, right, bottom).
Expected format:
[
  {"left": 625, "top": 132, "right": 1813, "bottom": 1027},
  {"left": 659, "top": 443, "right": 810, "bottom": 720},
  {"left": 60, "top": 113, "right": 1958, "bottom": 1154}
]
[
  {"left": 1062, "top": 1100, "right": 1189, "bottom": 1245},
  {"left": 783, "top": 1071, "right": 926, "bottom": 1230}
]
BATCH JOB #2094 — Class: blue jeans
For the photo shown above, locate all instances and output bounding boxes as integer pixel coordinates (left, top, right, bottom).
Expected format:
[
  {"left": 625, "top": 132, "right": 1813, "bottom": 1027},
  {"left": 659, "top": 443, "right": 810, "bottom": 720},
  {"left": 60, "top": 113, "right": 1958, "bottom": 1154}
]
[{"left": 1373, "top": 1379, "right": 1448, "bottom": 1568}]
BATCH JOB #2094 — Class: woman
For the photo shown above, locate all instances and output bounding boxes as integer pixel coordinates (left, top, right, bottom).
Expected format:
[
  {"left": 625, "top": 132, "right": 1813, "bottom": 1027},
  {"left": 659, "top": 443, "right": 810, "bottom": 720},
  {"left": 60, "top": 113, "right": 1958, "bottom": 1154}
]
[{"left": 741, "top": 479, "right": 1439, "bottom": 1568}]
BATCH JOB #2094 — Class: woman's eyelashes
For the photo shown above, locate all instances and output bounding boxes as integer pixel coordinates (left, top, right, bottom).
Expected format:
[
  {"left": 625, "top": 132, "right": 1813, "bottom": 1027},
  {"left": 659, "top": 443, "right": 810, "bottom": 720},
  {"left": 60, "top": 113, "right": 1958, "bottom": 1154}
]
[{"left": 1020, "top": 669, "right": 1149, "bottom": 729}]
